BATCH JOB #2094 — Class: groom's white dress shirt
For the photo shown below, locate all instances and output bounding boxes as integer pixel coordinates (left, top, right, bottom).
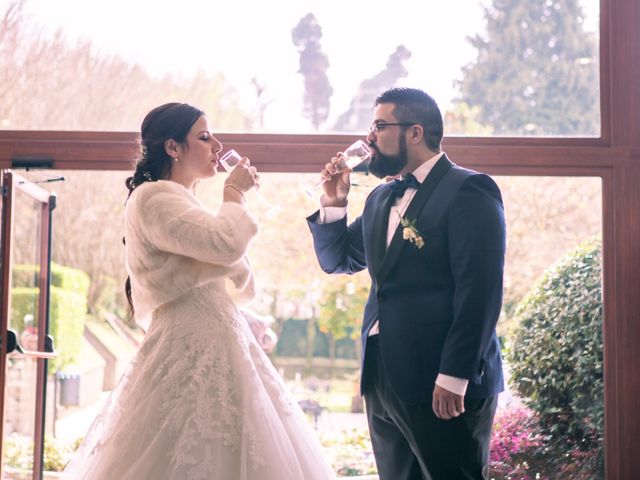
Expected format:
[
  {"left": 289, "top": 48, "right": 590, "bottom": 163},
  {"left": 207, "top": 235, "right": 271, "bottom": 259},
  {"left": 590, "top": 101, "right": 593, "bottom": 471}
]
[{"left": 318, "top": 152, "right": 468, "bottom": 396}]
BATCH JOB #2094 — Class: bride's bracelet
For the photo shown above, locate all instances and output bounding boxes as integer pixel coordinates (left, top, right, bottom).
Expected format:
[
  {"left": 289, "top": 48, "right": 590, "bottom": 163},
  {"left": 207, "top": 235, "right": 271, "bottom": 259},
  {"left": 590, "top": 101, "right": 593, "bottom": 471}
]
[{"left": 224, "top": 183, "right": 246, "bottom": 201}]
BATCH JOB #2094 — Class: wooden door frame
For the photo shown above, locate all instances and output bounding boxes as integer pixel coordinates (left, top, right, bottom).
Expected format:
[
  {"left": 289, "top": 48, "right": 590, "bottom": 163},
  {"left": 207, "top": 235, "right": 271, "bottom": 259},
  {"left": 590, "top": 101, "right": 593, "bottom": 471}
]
[{"left": 0, "top": 172, "right": 54, "bottom": 480}]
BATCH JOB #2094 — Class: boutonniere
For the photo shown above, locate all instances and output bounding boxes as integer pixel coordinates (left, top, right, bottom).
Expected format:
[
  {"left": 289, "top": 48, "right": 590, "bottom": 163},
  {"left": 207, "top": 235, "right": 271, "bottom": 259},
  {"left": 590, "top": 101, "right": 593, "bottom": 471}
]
[{"left": 399, "top": 217, "right": 425, "bottom": 249}]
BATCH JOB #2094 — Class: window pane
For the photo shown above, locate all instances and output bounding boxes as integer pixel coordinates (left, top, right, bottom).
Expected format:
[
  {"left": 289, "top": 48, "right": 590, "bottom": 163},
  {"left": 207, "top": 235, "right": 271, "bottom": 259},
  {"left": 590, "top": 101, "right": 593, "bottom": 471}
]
[
  {"left": 494, "top": 175, "right": 603, "bottom": 478},
  {"left": 16, "top": 169, "right": 603, "bottom": 476},
  {"left": 2, "top": 0, "right": 599, "bottom": 136}
]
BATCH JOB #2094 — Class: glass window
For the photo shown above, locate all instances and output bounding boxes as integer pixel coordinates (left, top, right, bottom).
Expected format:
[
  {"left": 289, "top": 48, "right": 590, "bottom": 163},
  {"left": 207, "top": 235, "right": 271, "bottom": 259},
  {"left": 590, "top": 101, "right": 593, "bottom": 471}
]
[
  {"left": 2, "top": 0, "right": 598, "bottom": 136},
  {"left": 15, "top": 169, "right": 603, "bottom": 477}
]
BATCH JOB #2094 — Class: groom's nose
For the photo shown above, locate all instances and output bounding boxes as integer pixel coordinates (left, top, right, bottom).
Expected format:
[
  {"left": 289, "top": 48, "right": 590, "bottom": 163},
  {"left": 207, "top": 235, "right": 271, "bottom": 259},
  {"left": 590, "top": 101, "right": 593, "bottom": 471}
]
[{"left": 366, "top": 130, "right": 377, "bottom": 144}]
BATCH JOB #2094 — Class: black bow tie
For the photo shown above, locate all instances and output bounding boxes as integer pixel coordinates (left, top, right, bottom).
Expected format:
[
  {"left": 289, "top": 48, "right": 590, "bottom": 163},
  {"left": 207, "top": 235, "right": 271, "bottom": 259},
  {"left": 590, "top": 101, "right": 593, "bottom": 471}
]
[{"left": 388, "top": 173, "right": 420, "bottom": 200}]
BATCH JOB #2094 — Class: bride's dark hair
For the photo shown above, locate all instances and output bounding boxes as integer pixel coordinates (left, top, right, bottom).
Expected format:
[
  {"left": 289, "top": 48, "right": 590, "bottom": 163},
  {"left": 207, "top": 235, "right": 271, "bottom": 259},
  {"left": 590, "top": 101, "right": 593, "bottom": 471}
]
[{"left": 124, "top": 102, "right": 204, "bottom": 319}]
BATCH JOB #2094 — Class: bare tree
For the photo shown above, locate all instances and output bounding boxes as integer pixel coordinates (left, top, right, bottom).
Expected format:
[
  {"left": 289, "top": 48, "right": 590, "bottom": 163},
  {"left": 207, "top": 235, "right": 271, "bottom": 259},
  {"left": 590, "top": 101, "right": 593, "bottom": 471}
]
[
  {"left": 0, "top": 0, "right": 250, "bottom": 132},
  {"left": 495, "top": 176, "right": 601, "bottom": 333},
  {"left": 250, "top": 76, "right": 275, "bottom": 130}
]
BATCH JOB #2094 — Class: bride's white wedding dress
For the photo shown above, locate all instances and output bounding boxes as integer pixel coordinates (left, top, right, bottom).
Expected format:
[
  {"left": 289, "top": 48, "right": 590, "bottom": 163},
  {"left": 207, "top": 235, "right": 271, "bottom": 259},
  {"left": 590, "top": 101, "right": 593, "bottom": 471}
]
[{"left": 64, "top": 180, "right": 335, "bottom": 480}]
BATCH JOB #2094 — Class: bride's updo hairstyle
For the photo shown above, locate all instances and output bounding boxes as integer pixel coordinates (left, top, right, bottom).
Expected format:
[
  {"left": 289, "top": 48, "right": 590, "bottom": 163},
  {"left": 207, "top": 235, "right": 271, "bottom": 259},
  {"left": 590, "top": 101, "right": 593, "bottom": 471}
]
[
  {"left": 125, "top": 102, "right": 204, "bottom": 198},
  {"left": 124, "top": 102, "right": 204, "bottom": 318}
]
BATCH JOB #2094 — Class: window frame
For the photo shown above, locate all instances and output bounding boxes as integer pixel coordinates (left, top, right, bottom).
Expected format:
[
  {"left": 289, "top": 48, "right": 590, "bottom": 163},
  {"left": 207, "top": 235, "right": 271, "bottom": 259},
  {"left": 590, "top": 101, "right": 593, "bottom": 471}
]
[{"left": 2, "top": 0, "right": 639, "bottom": 477}]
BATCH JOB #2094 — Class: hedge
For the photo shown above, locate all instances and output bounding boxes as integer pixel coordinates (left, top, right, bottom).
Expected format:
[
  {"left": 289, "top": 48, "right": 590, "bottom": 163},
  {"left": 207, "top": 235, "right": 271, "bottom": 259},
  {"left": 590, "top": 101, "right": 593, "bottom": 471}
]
[
  {"left": 507, "top": 237, "right": 603, "bottom": 476},
  {"left": 13, "top": 263, "right": 90, "bottom": 292},
  {"left": 276, "top": 319, "right": 357, "bottom": 359},
  {"left": 11, "top": 264, "right": 89, "bottom": 373}
]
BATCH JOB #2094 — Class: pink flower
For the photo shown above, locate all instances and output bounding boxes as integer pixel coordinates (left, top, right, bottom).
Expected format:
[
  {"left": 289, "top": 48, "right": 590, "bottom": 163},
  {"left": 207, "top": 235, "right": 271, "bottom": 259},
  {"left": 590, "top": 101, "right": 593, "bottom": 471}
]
[{"left": 490, "top": 406, "right": 546, "bottom": 479}]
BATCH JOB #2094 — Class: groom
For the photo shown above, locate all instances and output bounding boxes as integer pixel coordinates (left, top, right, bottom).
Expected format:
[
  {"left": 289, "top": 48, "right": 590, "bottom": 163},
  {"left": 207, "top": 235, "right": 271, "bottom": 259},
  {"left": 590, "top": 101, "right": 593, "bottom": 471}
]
[{"left": 307, "top": 88, "right": 506, "bottom": 480}]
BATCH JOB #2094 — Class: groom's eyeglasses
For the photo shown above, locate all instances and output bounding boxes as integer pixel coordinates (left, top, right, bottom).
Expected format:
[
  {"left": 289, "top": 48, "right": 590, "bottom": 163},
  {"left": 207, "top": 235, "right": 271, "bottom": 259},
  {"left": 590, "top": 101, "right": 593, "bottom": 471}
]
[{"left": 369, "top": 122, "right": 415, "bottom": 135}]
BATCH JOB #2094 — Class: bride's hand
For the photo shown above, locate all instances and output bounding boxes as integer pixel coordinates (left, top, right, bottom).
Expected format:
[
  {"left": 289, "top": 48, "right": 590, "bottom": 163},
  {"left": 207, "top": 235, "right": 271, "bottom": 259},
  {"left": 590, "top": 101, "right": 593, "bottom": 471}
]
[{"left": 225, "top": 157, "right": 259, "bottom": 193}]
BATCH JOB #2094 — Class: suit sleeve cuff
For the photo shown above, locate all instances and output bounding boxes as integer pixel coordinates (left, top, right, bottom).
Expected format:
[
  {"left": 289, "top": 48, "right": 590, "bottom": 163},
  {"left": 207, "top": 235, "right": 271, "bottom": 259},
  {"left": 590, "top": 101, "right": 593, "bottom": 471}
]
[
  {"left": 319, "top": 205, "right": 348, "bottom": 224},
  {"left": 436, "top": 374, "right": 469, "bottom": 396}
]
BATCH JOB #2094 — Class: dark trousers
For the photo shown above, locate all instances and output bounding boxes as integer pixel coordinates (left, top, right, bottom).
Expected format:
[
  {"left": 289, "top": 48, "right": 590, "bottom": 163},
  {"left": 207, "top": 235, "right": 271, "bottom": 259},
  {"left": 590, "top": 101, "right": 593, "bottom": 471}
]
[{"left": 362, "top": 335, "right": 497, "bottom": 480}]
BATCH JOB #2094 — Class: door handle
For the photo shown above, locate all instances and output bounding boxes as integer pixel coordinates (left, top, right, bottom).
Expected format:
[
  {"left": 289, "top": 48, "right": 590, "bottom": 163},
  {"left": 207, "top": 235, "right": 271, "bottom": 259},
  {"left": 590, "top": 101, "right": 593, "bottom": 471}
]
[{"left": 3, "top": 329, "right": 57, "bottom": 359}]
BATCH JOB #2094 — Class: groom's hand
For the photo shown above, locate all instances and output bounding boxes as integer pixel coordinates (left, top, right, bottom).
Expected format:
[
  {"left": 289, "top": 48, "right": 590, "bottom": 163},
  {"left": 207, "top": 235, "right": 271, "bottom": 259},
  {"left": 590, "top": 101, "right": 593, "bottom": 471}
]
[
  {"left": 320, "top": 155, "right": 351, "bottom": 207},
  {"left": 432, "top": 384, "right": 465, "bottom": 420}
]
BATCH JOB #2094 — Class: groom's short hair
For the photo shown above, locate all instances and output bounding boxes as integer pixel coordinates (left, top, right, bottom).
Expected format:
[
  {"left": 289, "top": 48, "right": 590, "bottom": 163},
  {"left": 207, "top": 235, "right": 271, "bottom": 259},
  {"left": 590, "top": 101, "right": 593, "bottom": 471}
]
[{"left": 375, "top": 88, "right": 443, "bottom": 151}]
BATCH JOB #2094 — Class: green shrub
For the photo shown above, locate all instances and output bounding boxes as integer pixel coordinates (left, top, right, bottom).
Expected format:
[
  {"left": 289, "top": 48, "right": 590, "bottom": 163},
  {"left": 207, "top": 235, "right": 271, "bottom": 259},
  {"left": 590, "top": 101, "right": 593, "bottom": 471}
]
[
  {"left": 10, "top": 288, "right": 39, "bottom": 331},
  {"left": 276, "top": 319, "right": 357, "bottom": 359},
  {"left": 507, "top": 238, "right": 603, "bottom": 476},
  {"left": 51, "top": 264, "right": 91, "bottom": 292},
  {"left": 48, "top": 286, "right": 87, "bottom": 372},
  {"left": 13, "top": 263, "right": 90, "bottom": 292},
  {"left": 3, "top": 434, "right": 79, "bottom": 472},
  {"left": 12, "top": 265, "right": 40, "bottom": 289},
  {"left": 11, "top": 264, "right": 89, "bottom": 373}
]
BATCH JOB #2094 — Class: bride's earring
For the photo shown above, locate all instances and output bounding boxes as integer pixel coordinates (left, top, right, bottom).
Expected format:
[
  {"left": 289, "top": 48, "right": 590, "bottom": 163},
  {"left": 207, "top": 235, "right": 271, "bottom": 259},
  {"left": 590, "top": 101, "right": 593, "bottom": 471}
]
[{"left": 174, "top": 157, "right": 179, "bottom": 162}]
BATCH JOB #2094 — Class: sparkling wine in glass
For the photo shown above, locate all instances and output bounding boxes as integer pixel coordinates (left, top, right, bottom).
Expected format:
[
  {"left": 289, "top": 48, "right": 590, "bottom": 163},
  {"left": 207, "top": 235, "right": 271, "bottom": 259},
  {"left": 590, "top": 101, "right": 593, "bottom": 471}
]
[
  {"left": 219, "top": 149, "right": 281, "bottom": 217},
  {"left": 303, "top": 140, "right": 372, "bottom": 198}
]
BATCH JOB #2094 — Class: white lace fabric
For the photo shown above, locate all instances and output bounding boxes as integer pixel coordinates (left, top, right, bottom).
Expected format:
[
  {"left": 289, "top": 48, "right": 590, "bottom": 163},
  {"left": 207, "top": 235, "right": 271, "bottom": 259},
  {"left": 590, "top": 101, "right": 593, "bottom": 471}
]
[{"left": 63, "top": 181, "right": 335, "bottom": 480}]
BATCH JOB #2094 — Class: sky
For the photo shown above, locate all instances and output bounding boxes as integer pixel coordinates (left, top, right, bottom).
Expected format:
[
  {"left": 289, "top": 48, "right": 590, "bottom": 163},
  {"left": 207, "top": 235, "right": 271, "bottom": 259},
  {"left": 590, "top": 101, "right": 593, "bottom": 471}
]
[{"left": 19, "top": 0, "right": 598, "bottom": 132}]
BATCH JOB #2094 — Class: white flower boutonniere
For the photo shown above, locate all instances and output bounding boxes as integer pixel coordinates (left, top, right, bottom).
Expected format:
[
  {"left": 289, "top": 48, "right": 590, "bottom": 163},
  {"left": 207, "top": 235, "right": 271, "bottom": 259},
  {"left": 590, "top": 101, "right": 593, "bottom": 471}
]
[{"left": 399, "top": 217, "right": 425, "bottom": 249}]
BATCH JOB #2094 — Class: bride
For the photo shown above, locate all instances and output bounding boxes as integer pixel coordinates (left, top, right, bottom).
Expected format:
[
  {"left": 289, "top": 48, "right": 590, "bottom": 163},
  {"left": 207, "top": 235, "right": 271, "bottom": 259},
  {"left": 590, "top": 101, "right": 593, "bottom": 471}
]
[{"left": 63, "top": 102, "right": 336, "bottom": 480}]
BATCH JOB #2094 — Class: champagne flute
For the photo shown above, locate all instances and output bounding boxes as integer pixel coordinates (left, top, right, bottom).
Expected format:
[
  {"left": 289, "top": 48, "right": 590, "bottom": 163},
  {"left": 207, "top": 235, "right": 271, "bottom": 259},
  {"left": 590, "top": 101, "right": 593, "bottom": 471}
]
[
  {"left": 219, "top": 150, "right": 281, "bottom": 217},
  {"left": 302, "top": 140, "right": 372, "bottom": 198}
]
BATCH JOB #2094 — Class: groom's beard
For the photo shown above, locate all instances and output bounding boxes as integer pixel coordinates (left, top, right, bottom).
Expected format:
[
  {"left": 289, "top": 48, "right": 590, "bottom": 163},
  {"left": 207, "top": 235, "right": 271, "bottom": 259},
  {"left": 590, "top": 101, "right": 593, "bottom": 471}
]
[{"left": 367, "top": 137, "right": 409, "bottom": 178}]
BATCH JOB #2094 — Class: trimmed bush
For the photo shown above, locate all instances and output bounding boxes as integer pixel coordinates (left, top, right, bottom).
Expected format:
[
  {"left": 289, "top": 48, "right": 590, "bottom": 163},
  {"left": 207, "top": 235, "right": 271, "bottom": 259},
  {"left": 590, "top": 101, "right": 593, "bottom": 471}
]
[
  {"left": 48, "top": 286, "right": 87, "bottom": 372},
  {"left": 12, "top": 265, "right": 40, "bottom": 289},
  {"left": 13, "top": 263, "right": 90, "bottom": 292},
  {"left": 507, "top": 238, "right": 603, "bottom": 476},
  {"left": 276, "top": 318, "right": 357, "bottom": 359},
  {"left": 11, "top": 264, "right": 89, "bottom": 373},
  {"left": 10, "top": 288, "right": 39, "bottom": 331}
]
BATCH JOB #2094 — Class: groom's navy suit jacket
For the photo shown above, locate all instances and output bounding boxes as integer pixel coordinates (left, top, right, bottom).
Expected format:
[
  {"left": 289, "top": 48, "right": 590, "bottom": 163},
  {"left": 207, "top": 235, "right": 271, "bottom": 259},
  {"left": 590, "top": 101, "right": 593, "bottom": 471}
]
[{"left": 307, "top": 155, "right": 506, "bottom": 405}]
